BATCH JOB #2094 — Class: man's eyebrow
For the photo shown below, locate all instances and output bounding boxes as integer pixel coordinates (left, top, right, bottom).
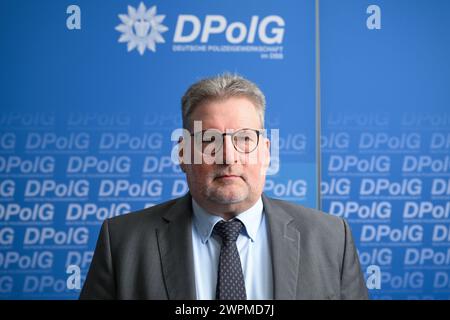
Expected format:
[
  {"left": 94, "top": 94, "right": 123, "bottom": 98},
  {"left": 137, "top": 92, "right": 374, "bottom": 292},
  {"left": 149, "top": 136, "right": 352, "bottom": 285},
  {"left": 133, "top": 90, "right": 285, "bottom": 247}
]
[{"left": 193, "top": 127, "right": 261, "bottom": 133}]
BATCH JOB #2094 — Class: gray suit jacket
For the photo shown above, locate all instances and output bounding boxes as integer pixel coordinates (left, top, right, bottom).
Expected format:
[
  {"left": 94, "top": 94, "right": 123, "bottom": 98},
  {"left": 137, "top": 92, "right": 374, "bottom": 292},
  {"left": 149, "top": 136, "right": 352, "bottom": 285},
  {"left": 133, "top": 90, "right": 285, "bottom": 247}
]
[{"left": 79, "top": 193, "right": 369, "bottom": 300}]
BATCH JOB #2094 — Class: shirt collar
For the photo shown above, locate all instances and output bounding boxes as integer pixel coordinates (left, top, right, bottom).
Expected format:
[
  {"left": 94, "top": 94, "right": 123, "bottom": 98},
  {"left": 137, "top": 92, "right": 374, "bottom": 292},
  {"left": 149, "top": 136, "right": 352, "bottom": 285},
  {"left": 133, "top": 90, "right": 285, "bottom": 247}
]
[{"left": 191, "top": 197, "right": 264, "bottom": 244}]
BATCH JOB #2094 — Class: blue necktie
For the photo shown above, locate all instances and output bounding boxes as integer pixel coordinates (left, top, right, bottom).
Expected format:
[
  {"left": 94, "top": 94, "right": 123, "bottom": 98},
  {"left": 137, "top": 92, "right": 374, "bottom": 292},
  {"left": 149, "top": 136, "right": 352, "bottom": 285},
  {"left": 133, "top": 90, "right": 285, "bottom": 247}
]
[{"left": 213, "top": 219, "right": 247, "bottom": 300}]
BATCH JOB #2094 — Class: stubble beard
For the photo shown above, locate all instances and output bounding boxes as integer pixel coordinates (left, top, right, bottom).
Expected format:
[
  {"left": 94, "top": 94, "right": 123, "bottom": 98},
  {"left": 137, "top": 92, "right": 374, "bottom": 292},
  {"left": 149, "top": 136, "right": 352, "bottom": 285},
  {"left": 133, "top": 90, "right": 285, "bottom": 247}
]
[{"left": 205, "top": 179, "right": 250, "bottom": 204}]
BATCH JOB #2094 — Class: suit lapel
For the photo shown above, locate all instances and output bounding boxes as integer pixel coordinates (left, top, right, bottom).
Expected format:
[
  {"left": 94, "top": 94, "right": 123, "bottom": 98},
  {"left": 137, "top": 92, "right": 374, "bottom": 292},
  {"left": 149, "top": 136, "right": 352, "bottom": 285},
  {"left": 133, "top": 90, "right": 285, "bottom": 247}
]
[
  {"left": 262, "top": 194, "right": 301, "bottom": 299},
  {"left": 156, "top": 193, "right": 196, "bottom": 300},
  {"left": 156, "top": 193, "right": 301, "bottom": 300}
]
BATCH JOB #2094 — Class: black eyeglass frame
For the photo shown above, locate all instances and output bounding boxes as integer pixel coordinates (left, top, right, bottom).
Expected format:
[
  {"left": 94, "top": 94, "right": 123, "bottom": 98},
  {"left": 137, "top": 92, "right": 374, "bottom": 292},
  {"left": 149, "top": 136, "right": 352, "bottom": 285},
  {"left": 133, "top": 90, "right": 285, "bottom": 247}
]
[{"left": 189, "top": 128, "right": 264, "bottom": 154}]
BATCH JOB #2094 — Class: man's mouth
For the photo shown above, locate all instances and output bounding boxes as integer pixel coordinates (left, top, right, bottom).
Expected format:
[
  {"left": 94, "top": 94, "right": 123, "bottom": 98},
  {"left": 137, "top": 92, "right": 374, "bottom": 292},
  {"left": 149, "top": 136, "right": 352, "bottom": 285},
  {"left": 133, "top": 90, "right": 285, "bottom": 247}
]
[{"left": 215, "top": 175, "right": 241, "bottom": 180}]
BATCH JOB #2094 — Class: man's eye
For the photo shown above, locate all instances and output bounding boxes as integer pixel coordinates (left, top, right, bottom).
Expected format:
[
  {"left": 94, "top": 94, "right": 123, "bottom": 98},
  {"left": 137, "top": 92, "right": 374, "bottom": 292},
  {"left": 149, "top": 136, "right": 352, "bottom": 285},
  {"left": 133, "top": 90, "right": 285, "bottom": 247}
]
[
  {"left": 236, "top": 135, "right": 252, "bottom": 142},
  {"left": 203, "top": 136, "right": 216, "bottom": 143}
]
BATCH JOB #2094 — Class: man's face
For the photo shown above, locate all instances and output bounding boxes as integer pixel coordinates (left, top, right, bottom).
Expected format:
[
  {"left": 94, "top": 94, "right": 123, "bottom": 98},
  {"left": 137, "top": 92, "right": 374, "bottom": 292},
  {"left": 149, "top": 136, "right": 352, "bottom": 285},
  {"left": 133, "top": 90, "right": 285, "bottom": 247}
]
[{"left": 180, "top": 97, "right": 270, "bottom": 215}]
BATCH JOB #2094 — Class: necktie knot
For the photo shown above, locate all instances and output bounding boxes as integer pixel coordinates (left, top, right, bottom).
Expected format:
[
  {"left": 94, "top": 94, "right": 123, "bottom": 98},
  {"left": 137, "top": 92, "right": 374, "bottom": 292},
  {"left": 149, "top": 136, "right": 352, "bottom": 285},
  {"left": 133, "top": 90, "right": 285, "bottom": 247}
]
[{"left": 213, "top": 219, "right": 243, "bottom": 243}]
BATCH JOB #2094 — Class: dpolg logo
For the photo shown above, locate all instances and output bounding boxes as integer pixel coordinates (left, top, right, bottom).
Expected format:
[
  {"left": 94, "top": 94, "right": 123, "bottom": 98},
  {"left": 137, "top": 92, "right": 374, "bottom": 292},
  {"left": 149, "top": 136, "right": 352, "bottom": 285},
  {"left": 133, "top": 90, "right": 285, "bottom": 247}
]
[{"left": 116, "top": 2, "right": 286, "bottom": 59}]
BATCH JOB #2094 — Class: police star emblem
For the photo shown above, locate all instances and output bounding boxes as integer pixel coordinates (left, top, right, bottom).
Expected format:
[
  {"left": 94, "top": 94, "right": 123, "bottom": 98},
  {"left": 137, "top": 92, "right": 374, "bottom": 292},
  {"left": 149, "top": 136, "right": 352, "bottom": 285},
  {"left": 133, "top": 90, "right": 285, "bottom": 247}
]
[{"left": 115, "top": 2, "right": 169, "bottom": 55}]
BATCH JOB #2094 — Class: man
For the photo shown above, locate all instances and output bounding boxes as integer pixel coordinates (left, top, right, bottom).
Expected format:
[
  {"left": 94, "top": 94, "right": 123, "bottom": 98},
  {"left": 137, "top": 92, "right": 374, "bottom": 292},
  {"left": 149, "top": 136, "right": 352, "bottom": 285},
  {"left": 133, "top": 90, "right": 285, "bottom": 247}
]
[{"left": 80, "top": 73, "right": 369, "bottom": 300}]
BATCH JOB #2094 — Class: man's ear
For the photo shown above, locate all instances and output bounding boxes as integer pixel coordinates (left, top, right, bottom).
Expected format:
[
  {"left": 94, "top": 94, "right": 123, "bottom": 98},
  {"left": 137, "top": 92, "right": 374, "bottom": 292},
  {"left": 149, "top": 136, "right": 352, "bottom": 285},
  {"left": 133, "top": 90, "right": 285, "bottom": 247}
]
[
  {"left": 263, "top": 137, "right": 271, "bottom": 169},
  {"left": 178, "top": 136, "right": 186, "bottom": 173}
]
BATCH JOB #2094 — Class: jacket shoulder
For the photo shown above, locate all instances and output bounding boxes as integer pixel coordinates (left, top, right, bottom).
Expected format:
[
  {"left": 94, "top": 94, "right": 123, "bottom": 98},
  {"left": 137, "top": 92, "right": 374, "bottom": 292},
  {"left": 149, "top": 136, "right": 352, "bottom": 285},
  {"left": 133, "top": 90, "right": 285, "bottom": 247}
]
[
  {"left": 266, "top": 196, "right": 346, "bottom": 237},
  {"left": 105, "top": 196, "right": 181, "bottom": 231},
  {"left": 268, "top": 197, "right": 342, "bottom": 222}
]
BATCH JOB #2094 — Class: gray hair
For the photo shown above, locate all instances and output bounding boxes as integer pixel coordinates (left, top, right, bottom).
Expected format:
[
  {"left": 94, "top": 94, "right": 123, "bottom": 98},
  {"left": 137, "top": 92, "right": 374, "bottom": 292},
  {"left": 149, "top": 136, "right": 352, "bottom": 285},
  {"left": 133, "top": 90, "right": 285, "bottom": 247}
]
[{"left": 181, "top": 73, "right": 266, "bottom": 130}]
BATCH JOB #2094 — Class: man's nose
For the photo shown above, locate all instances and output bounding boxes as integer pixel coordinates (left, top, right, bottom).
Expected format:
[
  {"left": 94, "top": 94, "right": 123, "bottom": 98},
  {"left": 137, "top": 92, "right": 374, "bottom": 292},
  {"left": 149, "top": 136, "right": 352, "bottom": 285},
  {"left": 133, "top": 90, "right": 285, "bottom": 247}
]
[{"left": 222, "top": 135, "right": 237, "bottom": 164}]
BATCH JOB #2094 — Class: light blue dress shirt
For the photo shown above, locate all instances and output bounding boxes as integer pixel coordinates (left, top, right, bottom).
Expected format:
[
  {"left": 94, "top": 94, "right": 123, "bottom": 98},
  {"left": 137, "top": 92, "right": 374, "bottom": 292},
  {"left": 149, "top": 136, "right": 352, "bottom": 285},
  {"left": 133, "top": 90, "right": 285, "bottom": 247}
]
[{"left": 191, "top": 197, "right": 273, "bottom": 300}]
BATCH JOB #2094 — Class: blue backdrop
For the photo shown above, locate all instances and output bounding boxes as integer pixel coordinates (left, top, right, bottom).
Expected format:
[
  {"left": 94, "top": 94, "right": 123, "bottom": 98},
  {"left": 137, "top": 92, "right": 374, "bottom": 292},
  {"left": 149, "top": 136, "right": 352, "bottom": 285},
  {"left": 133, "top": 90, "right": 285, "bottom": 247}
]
[
  {"left": 0, "top": 0, "right": 317, "bottom": 299},
  {"left": 0, "top": 0, "right": 449, "bottom": 300},
  {"left": 320, "top": 0, "right": 450, "bottom": 299}
]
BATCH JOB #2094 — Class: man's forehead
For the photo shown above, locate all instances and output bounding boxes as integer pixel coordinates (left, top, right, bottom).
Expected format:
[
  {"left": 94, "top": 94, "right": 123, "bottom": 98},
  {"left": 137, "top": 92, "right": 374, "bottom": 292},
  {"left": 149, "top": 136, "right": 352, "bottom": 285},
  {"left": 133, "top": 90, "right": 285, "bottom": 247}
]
[
  {"left": 189, "top": 120, "right": 262, "bottom": 132},
  {"left": 191, "top": 97, "right": 258, "bottom": 115},
  {"left": 190, "top": 107, "right": 260, "bottom": 127}
]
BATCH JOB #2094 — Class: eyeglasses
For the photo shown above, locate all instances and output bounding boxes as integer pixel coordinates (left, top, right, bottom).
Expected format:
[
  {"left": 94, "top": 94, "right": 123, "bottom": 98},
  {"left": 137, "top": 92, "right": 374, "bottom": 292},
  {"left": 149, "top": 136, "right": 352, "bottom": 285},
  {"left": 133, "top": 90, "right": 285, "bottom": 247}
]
[{"left": 190, "top": 128, "right": 263, "bottom": 154}]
